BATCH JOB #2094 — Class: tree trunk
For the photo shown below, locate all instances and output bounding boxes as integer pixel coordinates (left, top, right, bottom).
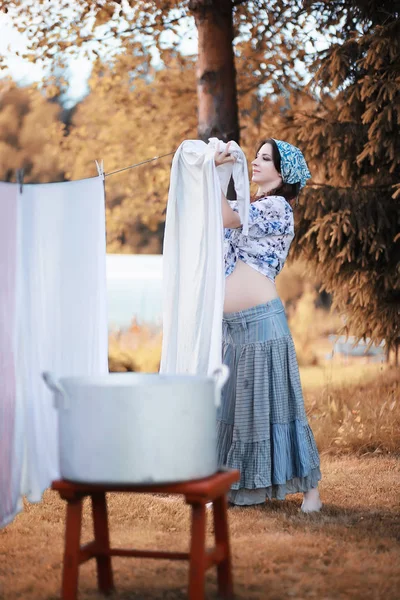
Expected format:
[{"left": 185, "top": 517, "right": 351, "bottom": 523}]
[{"left": 190, "top": 0, "right": 239, "bottom": 143}]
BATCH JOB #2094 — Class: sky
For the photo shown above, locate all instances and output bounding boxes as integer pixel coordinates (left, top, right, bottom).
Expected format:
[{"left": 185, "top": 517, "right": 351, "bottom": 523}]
[
  {"left": 0, "top": 7, "right": 331, "bottom": 108},
  {"left": 0, "top": 12, "right": 93, "bottom": 102},
  {"left": 0, "top": 10, "right": 198, "bottom": 106}
]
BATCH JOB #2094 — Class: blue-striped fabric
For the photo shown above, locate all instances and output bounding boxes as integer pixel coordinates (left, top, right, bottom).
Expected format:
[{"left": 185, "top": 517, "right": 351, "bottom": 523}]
[{"left": 217, "top": 299, "right": 321, "bottom": 505}]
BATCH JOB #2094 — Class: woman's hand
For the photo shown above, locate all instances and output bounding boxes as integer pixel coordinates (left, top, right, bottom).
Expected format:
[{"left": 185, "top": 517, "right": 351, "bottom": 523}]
[{"left": 214, "top": 142, "right": 236, "bottom": 167}]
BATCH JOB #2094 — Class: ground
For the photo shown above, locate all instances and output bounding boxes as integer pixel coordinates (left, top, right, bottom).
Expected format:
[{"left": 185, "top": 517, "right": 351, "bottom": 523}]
[
  {"left": 1, "top": 457, "right": 399, "bottom": 600},
  {"left": 1, "top": 364, "right": 399, "bottom": 600}
]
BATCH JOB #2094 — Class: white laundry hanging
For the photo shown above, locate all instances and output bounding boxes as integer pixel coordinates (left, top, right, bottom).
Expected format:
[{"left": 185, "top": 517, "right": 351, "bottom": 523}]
[
  {"left": 160, "top": 139, "right": 250, "bottom": 376},
  {"left": 0, "top": 183, "right": 21, "bottom": 528},
  {"left": 0, "top": 176, "right": 109, "bottom": 528}
]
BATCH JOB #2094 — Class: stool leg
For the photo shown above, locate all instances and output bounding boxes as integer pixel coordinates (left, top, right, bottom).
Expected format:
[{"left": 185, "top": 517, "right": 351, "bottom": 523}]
[
  {"left": 62, "top": 497, "right": 83, "bottom": 600},
  {"left": 188, "top": 502, "right": 207, "bottom": 600},
  {"left": 213, "top": 495, "right": 234, "bottom": 599},
  {"left": 91, "top": 492, "right": 114, "bottom": 595}
]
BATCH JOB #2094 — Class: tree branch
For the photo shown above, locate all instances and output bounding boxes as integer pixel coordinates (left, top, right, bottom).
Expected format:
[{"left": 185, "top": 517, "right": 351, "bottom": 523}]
[{"left": 308, "top": 183, "right": 394, "bottom": 190}]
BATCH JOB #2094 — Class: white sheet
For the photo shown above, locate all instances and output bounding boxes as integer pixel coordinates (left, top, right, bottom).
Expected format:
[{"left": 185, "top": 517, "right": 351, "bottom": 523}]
[
  {"left": 0, "top": 183, "right": 21, "bottom": 528},
  {"left": 160, "top": 139, "right": 249, "bottom": 376},
  {"left": 0, "top": 176, "right": 108, "bottom": 528}
]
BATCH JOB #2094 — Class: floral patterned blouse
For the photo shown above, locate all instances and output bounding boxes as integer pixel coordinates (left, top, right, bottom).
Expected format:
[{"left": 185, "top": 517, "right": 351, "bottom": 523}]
[{"left": 224, "top": 195, "right": 295, "bottom": 281}]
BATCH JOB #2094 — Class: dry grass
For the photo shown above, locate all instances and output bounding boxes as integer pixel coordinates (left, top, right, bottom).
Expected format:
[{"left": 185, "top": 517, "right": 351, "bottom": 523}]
[
  {"left": 305, "top": 367, "right": 400, "bottom": 456},
  {"left": 2, "top": 351, "right": 399, "bottom": 599},
  {"left": 299, "top": 361, "right": 387, "bottom": 391},
  {"left": 0, "top": 456, "right": 399, "bottom": 600},
  {"left": 108, "top": 321, "right": 162, "bottom": 373}
]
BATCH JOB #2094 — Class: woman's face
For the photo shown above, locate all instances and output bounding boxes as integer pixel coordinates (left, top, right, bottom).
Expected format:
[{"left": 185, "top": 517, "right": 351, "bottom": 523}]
[{"left": 251, "top": 143, "right": 282, "bottom": 190}]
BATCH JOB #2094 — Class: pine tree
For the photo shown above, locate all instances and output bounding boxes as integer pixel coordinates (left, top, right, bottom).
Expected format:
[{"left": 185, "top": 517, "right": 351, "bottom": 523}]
[{"left": 280, "top": 1, "right": 400, "bottom": 354}]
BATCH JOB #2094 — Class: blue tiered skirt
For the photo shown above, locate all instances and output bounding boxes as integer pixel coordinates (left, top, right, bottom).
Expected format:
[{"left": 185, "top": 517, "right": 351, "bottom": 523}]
[{"left": 217, "top": 298, "right": 321, "bottom": 505}]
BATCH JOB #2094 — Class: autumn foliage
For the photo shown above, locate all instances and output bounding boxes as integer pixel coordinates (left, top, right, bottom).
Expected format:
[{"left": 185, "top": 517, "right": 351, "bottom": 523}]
[{"left": 0, "top": 0, "right": 399, "bottom": 352}]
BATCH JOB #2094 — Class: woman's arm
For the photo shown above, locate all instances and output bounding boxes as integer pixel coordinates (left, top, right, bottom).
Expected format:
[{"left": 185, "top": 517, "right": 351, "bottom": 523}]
[
  {"left": 215, "top": 142, "right": 242, "bottom": 229},
  {"left": 221, "top": 192, "right": 242, "bottom": 228}
]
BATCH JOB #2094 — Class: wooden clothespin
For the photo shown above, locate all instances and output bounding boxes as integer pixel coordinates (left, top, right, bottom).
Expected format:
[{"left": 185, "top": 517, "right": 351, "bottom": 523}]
[{"left": 16, "top": 168, "right": 24, "bottom": 194}]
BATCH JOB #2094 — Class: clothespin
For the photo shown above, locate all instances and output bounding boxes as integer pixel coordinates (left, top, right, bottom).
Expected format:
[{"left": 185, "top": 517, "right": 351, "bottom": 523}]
[
  {"left": 95, "top": 159, "right": 106, "bottom": 207},
  {"left": 95, "top": 159, "right": 105, "bottom": 180},
  {"left": 16, "top": 168, "right": 24, "bottom": 194}
]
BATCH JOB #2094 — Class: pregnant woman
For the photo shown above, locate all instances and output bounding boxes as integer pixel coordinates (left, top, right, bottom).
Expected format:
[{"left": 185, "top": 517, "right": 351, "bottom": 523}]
[{"left": 216, "top": 138, "right": 322, "bottom": 512}]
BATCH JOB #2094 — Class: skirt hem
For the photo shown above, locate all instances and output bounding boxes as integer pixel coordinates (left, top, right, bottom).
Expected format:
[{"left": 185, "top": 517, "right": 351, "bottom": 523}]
[
  {"left": 228, "top": 466, "right": 322, "bottom": 504},
  {"left": 217, "top": 418, "right": 321, "bottom": 492}
]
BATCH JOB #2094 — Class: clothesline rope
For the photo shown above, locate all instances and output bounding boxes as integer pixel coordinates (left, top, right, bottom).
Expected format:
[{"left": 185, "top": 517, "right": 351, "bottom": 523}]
[
  {"left": 104, "top": 153, "right": 396, "bottom": 190},
  {"left": 104, "top": 151, "right": 176, "bottom": 177}
]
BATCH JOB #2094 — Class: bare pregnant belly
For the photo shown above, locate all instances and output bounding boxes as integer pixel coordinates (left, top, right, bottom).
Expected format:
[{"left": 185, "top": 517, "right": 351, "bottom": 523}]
[{"left": 224, "top": 259, "right": 278, "bottom": 313}]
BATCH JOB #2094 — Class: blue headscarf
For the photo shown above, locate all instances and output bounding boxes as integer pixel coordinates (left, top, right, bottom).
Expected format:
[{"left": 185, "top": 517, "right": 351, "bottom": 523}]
[{"left": 273, "top": 139, "right": 311, "bottom": 190}]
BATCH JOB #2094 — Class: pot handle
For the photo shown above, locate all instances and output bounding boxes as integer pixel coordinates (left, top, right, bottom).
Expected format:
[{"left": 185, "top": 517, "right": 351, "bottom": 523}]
[
  {"left": 212, "top": 365, "right": 230, "bottom": 408},
  {"left": 42, "top": 372, "right": 70, "bottom": 410}
]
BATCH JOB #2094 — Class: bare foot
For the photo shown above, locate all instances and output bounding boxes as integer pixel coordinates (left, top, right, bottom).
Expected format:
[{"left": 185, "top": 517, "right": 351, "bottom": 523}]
[{"left": 301, "top": 487, "right": 322, "bottom": 513}]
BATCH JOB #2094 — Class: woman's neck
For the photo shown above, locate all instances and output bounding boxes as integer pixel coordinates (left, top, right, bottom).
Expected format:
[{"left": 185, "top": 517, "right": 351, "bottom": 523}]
[
  {"left": 257, "top": 182, "right": 282, "bottom": 195},
  {"left": 256, "top": 186, "right": 281, "bottom": 198}
]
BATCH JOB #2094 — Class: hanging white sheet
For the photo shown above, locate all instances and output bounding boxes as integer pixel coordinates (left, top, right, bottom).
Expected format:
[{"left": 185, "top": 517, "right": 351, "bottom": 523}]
[
  {"left": 0, "top": 176, "right": 108, "bottom": 528},
  {"left": 0, "top": 183, "right": 21, "bottom": 528},
  {"left": 160, "top": 139, "right": 249, "bottom": 376}
]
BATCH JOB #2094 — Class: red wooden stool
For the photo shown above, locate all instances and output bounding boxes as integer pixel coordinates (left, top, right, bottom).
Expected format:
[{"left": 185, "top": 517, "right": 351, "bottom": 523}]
[{"left": 52, "top": 469, "right": 239, "bottom": 600}]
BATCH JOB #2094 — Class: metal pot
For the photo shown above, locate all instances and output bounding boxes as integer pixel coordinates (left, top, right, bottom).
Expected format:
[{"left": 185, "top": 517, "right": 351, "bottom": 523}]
[{"left": 42, "top": 368, "right": 229, "bottom": 484}]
